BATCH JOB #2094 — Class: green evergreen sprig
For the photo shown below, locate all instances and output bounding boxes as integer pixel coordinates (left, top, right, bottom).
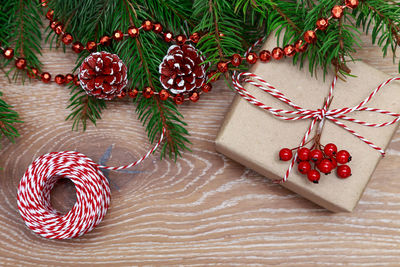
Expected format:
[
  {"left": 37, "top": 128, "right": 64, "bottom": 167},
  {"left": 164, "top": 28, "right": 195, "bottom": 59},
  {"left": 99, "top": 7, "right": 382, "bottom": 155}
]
[{"left": 0, "top": 91, "right": 21, "bottom": 144}]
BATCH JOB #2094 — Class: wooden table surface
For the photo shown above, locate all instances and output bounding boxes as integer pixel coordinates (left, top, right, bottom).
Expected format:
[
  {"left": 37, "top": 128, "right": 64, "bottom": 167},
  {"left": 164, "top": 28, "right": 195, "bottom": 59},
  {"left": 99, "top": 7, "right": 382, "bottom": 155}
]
[{"left": 0, "top": 35, "right": 400, "bottom": 266}]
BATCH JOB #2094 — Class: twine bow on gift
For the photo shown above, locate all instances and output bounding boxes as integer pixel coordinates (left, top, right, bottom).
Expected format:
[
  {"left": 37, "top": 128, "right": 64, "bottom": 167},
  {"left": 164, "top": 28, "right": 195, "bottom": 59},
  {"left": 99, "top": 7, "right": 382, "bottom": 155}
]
[{"left": 231, "top": 71, "right": 400, "bottom": 184}]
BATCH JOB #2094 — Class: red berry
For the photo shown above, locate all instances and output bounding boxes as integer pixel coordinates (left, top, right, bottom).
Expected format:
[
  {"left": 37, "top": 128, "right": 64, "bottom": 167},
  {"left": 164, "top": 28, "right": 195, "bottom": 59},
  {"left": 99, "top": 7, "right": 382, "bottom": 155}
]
[
  {"left": 279, "top": 148, "right": 293, "bottom": 161},
  {"left": 298, "top": 147, "right": 311, "bottom": 161},
  {"left": 307, "top": 170, "right": 321, "bottom": 184},
  {"left": 317, "top": 159, "right": 334, "bottom": 174},
  {"left": 337, "top": 165, "right": 352, "bottom": 179},
  {"left": 310, "top": 149, "right": 323, "bottom": 162},
  {"left": 330, "top": 157, "right": 337, "bottom": 169},
  {"left": 298, "top": 161, "right": 311, "bottom": 175},
  {"left": 324, "top": 143, "right": 337, "bottom": 157},
  {"left": 336, "top": 150, "right": 351, "bottom": 164}
]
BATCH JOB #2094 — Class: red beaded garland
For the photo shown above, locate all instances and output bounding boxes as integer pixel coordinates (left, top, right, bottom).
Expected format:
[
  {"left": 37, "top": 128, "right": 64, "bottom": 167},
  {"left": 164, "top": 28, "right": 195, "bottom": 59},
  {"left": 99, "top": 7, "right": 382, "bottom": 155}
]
[
  {"left": 174, "top": 94, "right": 184, "bottom": 105},
  {"left": 142, "top": 20, "right": 153, "bottom": 31},
  {"left": 86, "top": 41, "right": 97, "bottom": 52},
  {"left": 163, "top": 32, "right": 173, "bottom": 43},
  {"left": 128, "top": 26, "right": 140, "bottom": 38},
  {"left": 73, "top": 75, "right": 80, "bottom": 86},
  {"left": 331, "top": 5, "right": 344, "bottom": 19},
  {"left": 49, "top": 21, "right": 58, "bottom": 30},
  {"left": 190, "top": 32, "right": 200, "bottom": 43},
  {"left": 55, "top": 24, "right": 64, "bottom": 35},
  {"left": 27, "top": 67, "right": 38, "bottom": 78},
  {"left": 231, "top": 54, "right": 242, "bottom": 67},
  {"left": 117, "top": 91, "right": 127, "bottom": 99},
  {"left": 159, "top": 89, "right": 170, "bottom": 101},
  {"left": 3, "top": 48, "right": 14, "bottom": 59},
  {"left": 46, "top": 10, "right": 54, "bottom": 20},
  {"left": 143, "top": 87, "right": 154, "bottom": 98},
  {"left": 283, "top": 45, "right": 296, "bottom": 57},
  {"left": 294, "top": 40, "right": 308, "bottom": 52},
  {"left": 153, "top": 23, "right": 163, "bottom": 34},
  {"left": 189, "top": 92, "right": 200, "bottom": 102},
  {"left": 40, "top": 0, "right": 48, "bottom": 7},
  {"left": 271, "top": 47, "right": 284, "bottom": 60},
  {"left": 202, "top": 83, "right": 212, "bottom": 93},
  {"left": 217, "top": 62, "right": 229, "bottom": 73},
  {"left": 15, "top": 58, "right": 27, "bottom": 69},
  {"left": 316, "top": 18, "right": 329, "bottom": 31},
  {"left": 55, "top": 74, "right": 65, "bottom": 85},
  {"left": 176, "top": 35, "right": 187, "bottom": 46},
  {"left": 72, "top": 42, "right": 84, "bottom": 53},
  {"left": 41, "top": 72, "right": 51, "bottom": 83},
  {"left": 65, "top": 73, "right": 74, "bottom": 83},
  {"left": 62, "top": 33, "right": 73, "bottom": 45},
  {"left": 128, "top": 88, "right": 139, "bottom": 98},
  {"left": 259, "top": 50, "right": 271, "bottom": 62},
  {"left": 304, "top": 30, "right": 317, "bottom": 44},
  {"left": 246, "top": 52, "right": 257, "bottom": 64},
  {"left": 99, "top": 36, "right": 112, "bottom": 46},
  {"left": 112, "top": 30, "right": 124, "bottom": 41},
  {"left": 345, "top": 0, "right": 359, "bottom": 9}
]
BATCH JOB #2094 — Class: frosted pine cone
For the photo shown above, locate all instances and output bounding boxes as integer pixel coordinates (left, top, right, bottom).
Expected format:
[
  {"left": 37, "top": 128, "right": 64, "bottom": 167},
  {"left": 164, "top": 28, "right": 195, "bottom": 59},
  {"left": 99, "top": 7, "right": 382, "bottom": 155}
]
[
  {"left": 79, "top": 51, "right": 128, "bottom": 100},
  {"left": 159, "top": 44, "right": 206, "bottom": 95}
]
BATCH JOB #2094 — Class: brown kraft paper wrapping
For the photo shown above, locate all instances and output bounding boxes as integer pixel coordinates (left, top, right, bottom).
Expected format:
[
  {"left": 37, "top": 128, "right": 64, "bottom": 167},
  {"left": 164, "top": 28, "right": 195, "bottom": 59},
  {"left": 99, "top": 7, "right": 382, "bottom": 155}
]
[{"left": 215, "top": 39, "right": 400, "bottom": 212}]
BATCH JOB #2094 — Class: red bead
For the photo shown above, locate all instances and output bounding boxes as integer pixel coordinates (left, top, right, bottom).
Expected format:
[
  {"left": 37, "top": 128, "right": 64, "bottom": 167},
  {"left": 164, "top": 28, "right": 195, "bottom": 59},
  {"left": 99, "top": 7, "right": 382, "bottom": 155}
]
[
  {"left": 324, "top": 143, "right": 337, "bottom": 157},
  {"left": 62, "top": 33, "right": 73, "bottom": 45},
  {"left": 86, "top": 41, "right": 97, "bottom": 52},
  {"left": 41, "top": 72, "right": 51, "bottom": 83},
  {"left": 55, "top": 74, "right": 65, "bottom": 85},
  {"left": 317, "top": 159, "right": 334, "bottom": 174},
  {"left": 46, "top": 9, "right": 54, "bottom": 20},
  {"left": 72, "top": 42, "right": 84, "bottom": 53},
  {"left": 336, "top": 150, "right": 351, "bottom": 164},
  {"left": 142, "top": 20, "right": 153, "bottom": 31},
  {"left": 174, "top": 94, "right": 184, "bottom": 105},
  {"left": 345, "top": 0, "right": 359, "bottom": 9},
  {"left": 153, "top": 23, "right": 163, "bottom": 34},
  {"left": 15, "top": 58, "right": 27, "bottom": 69},
  {"left": 208, "top": 71, "right": 219, "bottom": 82},
  {"left": 50, "top": 21, "right": 58, "bottom": 30},
  {"left": 159, "top": 89, "right": 170, "bottom": 101},
  {"left": 40, "top": 0, "right": 48, "bottom": 7},
  {"left": 176, "top": 35, "right": 187, "bottom": 46},
  {"left": 55, "top": 23, "right": 64, "bottom": 35},
  {"left": 337, "top": 165, "right": 352, "bottom": 179},
  {"left": 294, "top": 40, "right": 308, "bottom": 53},
  {"left": 143, "top": 87, "right": 154, "bottom": 98},
  {"left": 3, "top": 48, "right": 14, "bottom": 59},
  {"left": 307, "top": 170, "right": 321, "bottom": 183},
  {"left": 283, "top": 45, "right": 296, "bottom": 57},
  {"left": 73, "top": 75, "right": 80, "bottom": 86},
  {"left": 259, "top": 50, "right": 271, "bottom": 62},
  {"left": 298, "top": 161, "right": 312, "bottom": 175},
  {"left": 112, "top": 30, "right": 124, "bottom": 41},
  {"left": 117, "top": 91, "right": 127, "bottom": 99},
  {"left": 272, "top": 47, "right": 284, "bottom": 60},
  {"left": 128, "top": 26, "right": 140, "bottom": 38},
  {"left": 190, "top": 32, "right": 200, "bottom": 43},
  {"left": 128, "top": 88, "right": 139, "bottom": 98},
  {"left": 189, "top": 92, "right": 200, "bottom": 102},
  {"left": 217, "top": 61, "right": 228, "bottom": 73},
  {"left": 310, "top": 149, "right": 323, "bottom": 162},
  {"left": 27, "top": 67, "right": 38, "bottom": 78},
  {"left": 231, "top": 54, "right": 242, "bottom": 67},
  {"left": 279, "top": 148, "right": 293, "bottom": 161},
  {"left": 202, "top": 83, "right": 212, "bottom": 93},
  {"left": 100, "top": 36, "right": 112, "bottom": 46},
  {"left": 298, "top": 147, "right": 311, "bottom": 161},
  {"left": 65, "top": 73, "right": 74, "bottom": 83},
  {"left": 304, "top": 30, "right": 317, "bottom": 44},
  {"left": 246, "top": 52, "right": 257, "bottom": 64},
  {"left": 316, "top": 18, "right": 329, "bottom": 31},
  {"left": 163, "top": 32, "right": 173, "bottom": 43},
  {"left": 331, "top": 5, "right": 344, "bottom": 19}
]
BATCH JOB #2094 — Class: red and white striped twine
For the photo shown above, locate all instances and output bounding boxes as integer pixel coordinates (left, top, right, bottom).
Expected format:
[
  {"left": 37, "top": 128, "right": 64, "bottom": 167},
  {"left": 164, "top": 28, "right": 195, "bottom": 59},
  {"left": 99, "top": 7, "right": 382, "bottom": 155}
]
[
  {"left": 232, "top": 70, "right": 400, "bottom": 184},
  {"left": 17, "top": 128, "right": 165, "bottom": 239}
]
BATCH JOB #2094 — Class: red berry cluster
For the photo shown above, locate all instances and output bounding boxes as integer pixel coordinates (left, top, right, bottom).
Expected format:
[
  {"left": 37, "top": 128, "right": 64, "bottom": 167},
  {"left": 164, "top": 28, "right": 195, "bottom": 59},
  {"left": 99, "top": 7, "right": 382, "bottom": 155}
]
[{"left": 279, "top": 143, "right": 352, "bottom": 184}]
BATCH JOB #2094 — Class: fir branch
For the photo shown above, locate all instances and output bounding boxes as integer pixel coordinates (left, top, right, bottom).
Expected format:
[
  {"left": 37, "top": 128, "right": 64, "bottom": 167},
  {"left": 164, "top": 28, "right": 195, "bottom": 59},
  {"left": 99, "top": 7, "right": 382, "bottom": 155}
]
[{"left": 0, "top": 91, "right": 21, "bottom": 144}]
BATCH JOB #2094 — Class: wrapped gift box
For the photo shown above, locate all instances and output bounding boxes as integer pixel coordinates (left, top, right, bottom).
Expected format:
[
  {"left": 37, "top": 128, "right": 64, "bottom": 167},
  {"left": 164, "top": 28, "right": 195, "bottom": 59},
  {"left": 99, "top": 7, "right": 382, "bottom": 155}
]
[{"left": 215, "top": 37, "right": 400, "bottom": 212}]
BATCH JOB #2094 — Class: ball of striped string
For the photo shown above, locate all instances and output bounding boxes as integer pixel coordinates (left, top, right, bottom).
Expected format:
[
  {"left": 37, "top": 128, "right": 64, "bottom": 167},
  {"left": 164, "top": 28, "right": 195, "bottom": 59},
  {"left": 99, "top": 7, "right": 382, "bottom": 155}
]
[{"left": 17, "top": 128, "right": 165, "bottom": 239}]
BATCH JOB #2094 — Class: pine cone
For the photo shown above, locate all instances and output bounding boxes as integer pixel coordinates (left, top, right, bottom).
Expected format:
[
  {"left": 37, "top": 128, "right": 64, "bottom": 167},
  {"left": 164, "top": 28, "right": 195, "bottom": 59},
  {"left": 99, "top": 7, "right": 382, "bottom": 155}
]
[
  {"left": 79, "top": 51, "right": 128, "bottom": 100},
  {"left": 159, "top": 44, "right": 206, "bottom": 95}
]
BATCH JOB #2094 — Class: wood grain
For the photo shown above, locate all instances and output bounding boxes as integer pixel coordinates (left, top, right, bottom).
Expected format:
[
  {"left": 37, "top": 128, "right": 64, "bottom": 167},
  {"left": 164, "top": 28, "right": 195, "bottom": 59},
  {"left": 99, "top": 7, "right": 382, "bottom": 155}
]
[{"left": 0, "top": 35, "right": 400, "bottom": 266}]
